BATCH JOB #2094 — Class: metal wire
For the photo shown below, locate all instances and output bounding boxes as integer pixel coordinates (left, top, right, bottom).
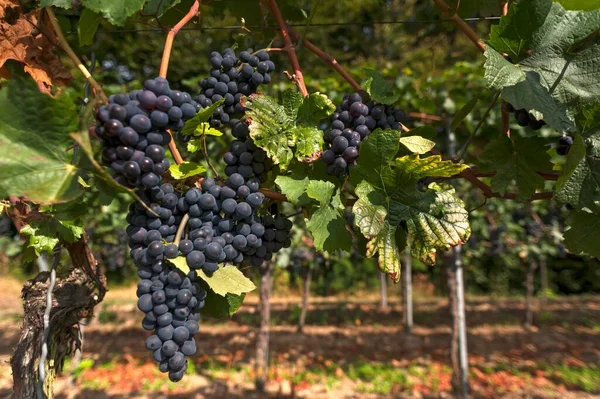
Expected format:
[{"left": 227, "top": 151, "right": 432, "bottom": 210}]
[{"left": 65, "top": 16, "right": 500, "bottom": 35}]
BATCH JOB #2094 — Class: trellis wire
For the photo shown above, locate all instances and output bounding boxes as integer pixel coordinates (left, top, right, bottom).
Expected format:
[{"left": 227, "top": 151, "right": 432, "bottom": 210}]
[
  {"left": 37, "top": 244, "right": 62, "bottom": 399},
  {"left": 65, "top": 16, "right": 500, "bottom": 35}
]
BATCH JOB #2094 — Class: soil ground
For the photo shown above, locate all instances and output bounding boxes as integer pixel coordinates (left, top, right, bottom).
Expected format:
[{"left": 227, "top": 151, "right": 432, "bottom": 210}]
[{"left": 0, "top": 277, "right": 599, "bottom": 398}]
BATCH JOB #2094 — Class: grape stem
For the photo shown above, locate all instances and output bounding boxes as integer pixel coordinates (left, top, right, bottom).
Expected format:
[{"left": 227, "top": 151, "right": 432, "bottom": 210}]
[
  {"left": 259, "top": 188, "right": 288, "bottom": 202},
  {"left": 44, "top": 8, "right": 108, "bottom": 103},
  {"left": 201, "top": 125, "right": 220, "bottom": 178},
  {"left": 432, "top": 0, "right": 486, "bottom": 53},
  {"left": 287, "top": 27, "right": 362, "bottom": 92},
  {"left": 457, "top": 168, "right": 553, "bottom": 201},
  {"left": 262, "top": 0, "right": 309, "bottom": 97},
  {"left": 167, "top": 130, "right": 184, "bottom": 165},
  {"left": 409, "top": 112, "right": 444, "bottom": 122},
  {"left": 174, "top": 213, "right": 190, "bottom": 247},
  {"left": 159, "top": 0, "right": 201, "bottom": 78}
]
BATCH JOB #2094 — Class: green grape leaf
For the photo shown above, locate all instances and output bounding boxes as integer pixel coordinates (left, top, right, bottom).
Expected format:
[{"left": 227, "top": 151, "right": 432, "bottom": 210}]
[
  {"left": 190, "top": 122, "right": 223, "bottom": 137},
  {"left": 169, "top": 256, "right": 190, "bottom": 274},
  {"left": 305, "top": 180, "right": 335, "bottom": 207},
  {"left": 246, "top": 94, "right": 295, "bottom": 169},
  {"left": 78, "top": 9, "right": 100, "bottom": 46},
  {"left": 554, "top": 133, "right": 600, "bottom": 210},
  {"left": 576, "top": 101, "right": 600, "bottom": 133},
  {"left": 77, "top": 176, "right": 91, "bottom": 188},
  {"left": 20, "top": 217, "right": 83, "bottom": 260},
  {"left": 282, "top": 89, "right": 303, "bottom": 120},
  {"left": 484, "top": 2, "right": 600, "bottom": 129},
  {"left": 399, "top": 136, "right": 436, "bottom": 154},
  {"left": 187, "top": 139, "right": 202, "bottom": 153},
  {"left": 350, "top": 130, "right": 471, "bottom": 264},
  {"left": 563, "top": 208, "right": 600, "bottom": 258},
  {"left": 451, "top": 98, "right": 479, "bottom": 130},
  {"left": 479, "top": 135, "right": 553, "bottom": 199},
  {"left": 555, "top": 0, "right": 600, "bottom": 11},
  {"left": 197, "top": 265, "right": 256, "bottom": 296},
  {"left": 20, "top": 225, "right": 58, "bottom": 261},
  {"left": 393, "top": 155, "right": 470, "bottom": 180},
  {"left": 81, "top": 0, "right": 146, "bottom": 26},
  {"left": 181, "top": 99, "right": 225, "bottom": 136},
  {"left": 488, "top": 0, "right": 553, "bottom": 61},
  {"left": 365, "top": 221, "right": 402, "bottom": 282},
  {"left": 0, "top": 72, "right": 82, "bottom": 204},
  {"left": 363, "top": 69, "right": 400, "bottom": 105},
  {"left": 349, "top": 128, "right": 402, "bottom": 185},
  {"left": 297, "top": 92, "right": 336, "bottom": 126},
  {"left": 39, "top": 0, "right": 72, "bottom": 8},
  {"left": 200, "top": 290, "right": 245, "bottom": 318},
  {"left": 291, "top": 126, "right": 323, "bottom": 162},
  {"left": 404, "top": 125, "right": 437, "bottom": 140},
  {"left": 143, "top": 0, "right": 182, "bottom": 17},
  {"left": 169, "top": 161, "right": 206, "bottom": 180},
  {"left": 274, "top": 174, "right": 310, "bottom": 206},
  {"left": 352, "top": 183, "right": 387, "bottom": 238},
  {"left": 484, "top": 49, "right": 574, "bottom": 132},
  {"left": 306, "top": 205, "right": 351, "bottom": 253},
  {"left": 304, "top": 180, "right": 352, "bottom": 252}
]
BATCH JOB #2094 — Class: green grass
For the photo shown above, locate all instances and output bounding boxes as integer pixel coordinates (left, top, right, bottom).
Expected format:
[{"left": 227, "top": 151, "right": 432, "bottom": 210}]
[
  {"left": 98, "top": 310, "right": 118, "bottom": 324},
  {"left": 548, "top": 364, "right": 600, "bottom": 392},
  {"left": 63, "top": 358, "right": 95, "bottom": 379},
  {"left": 345, "top": 361, "right": 412, "bottom": 394}
]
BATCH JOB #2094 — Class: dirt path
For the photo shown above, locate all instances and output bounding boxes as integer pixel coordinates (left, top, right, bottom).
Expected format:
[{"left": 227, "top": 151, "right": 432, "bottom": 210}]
[{"left": 0, "top": 278, "right": 599, "bottom": 398}]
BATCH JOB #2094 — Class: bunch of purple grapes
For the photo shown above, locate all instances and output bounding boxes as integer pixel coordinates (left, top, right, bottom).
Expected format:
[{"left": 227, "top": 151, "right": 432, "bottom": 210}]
[
  {"left": 321, "top": 91, "right": 408, "bottom": 177},
  {"left": 556, "top": 135, "right": 573, "bottom": 155},
  {"left": 136, "top": 262, "right": 204, "bottom": 382},
  {"left": 223, "top": 120, "right": 273, "bottom": 183},
  {"left": 96, "top": 78, "right": 199, "bottom": 189},
  {"left": 195, "top": 48, "right": 275, "bottom": 131},
  {"left": 503, "top": 102, "right": 546, "bottom": 130}
]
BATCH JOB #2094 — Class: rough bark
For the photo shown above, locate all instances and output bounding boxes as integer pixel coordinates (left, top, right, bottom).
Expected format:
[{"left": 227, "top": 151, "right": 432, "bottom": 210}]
[
  {"left": 9, "top": 229, "right": 105, "bottom": 399},
  {"left": 297, "top": 266, "right": 311, "bottom": 333},
  {"left": 255, "top": 262, "right": 273, "bottom": 392},
  {"left": 401, "top": 249, "right": 413, "bottom": 333}
]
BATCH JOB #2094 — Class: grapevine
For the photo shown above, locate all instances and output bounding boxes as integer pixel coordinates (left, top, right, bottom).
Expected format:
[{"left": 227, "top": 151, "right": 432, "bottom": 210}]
[{"left": 1, "top": 0, "right": 600, "bottom": 396}]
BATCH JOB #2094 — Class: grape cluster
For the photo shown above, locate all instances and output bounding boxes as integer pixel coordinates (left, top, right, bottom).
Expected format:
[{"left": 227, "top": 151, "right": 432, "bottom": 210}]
[
  {"left": 196, "top": 48, "right": 275, "bottom": 130},
  {"left": 137, "top": 262, "right": 205, "bottom": 382},
  {"left": 503, "top": 103, "right": 546, "bottom": 130},
  {"left": 98, "top": 73, "right": 291, "bottom": 381},
  {"left": 487, "top": 226, "right": 505, "bottom": 256},
  {"left": 96, "top": 78, "right": 198, "bottom": 189},
  {"left": 556, "top": 135, "right": 573, "bottom": 156},
  {"left": 223, "top": 120, "right": 273, "bottom": 183},
  {"left": 321, "top": 91, "right": 408, "bottom": 177},
  {"left": 524, "top": 221, "right": 542, "bottom": 238}
]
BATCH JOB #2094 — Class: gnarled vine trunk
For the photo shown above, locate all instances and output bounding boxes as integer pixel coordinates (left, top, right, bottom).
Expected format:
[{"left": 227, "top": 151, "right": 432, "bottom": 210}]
[{"left": 9, "top": 234, "right": 105, "bottom": 399}]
